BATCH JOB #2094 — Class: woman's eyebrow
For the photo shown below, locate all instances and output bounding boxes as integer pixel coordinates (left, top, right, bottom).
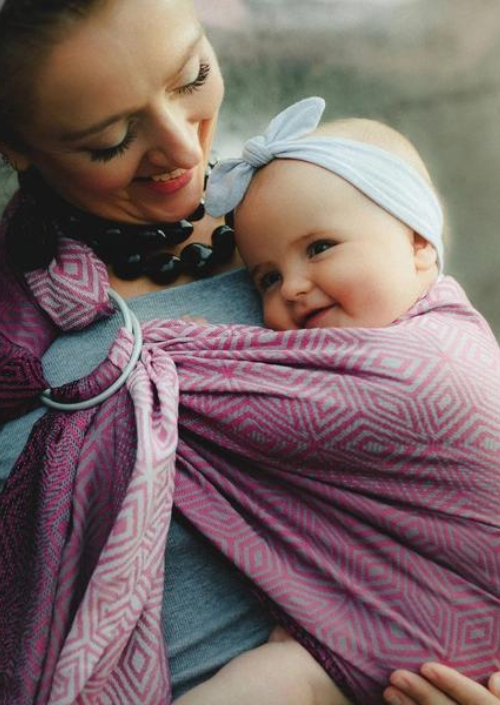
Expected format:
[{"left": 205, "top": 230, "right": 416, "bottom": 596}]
[{"left": 59, "top": 29, "right": 205, "bottom": 143}]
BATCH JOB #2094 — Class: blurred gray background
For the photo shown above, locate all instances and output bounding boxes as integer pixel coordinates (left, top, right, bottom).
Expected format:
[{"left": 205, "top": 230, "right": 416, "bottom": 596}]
[
  {"left": 198, "top": 0, "right": 500, "bottom": 339},
  {"left": 1, "top": 0, "right": 499, "bottom": 338}
]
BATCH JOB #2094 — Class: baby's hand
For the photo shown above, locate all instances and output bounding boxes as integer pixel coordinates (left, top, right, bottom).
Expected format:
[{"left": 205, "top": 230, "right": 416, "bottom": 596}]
[
  {"left": 181, "top": 314, "right": 209, "bottom": 325},
  {"left": 385, "top": 664, "right": 500, "bottom": 705}
]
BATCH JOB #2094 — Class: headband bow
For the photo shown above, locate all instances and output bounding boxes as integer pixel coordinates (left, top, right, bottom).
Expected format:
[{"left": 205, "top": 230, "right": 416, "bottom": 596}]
[{"left": 205, "top": 97, "right": 444, "bottom": 271}]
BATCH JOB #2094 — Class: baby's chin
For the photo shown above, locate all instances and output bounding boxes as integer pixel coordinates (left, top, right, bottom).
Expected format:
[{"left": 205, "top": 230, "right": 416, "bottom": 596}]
[{"left": 304, "top": 308, "right": 404, "bottom": 330}]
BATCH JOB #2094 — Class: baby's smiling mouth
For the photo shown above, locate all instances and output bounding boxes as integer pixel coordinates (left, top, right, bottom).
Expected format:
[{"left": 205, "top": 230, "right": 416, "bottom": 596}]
[{"left": 302, "top": 304, "right": 338, "bottom": 329}]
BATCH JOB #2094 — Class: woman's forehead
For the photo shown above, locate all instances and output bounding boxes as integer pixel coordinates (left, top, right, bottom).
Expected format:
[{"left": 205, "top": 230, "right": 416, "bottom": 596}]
[{"left": 31, "top": 0, "right": 201, "bottom": 138}]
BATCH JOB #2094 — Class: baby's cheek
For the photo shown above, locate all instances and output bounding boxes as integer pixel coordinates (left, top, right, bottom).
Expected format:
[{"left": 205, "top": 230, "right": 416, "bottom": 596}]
[
  {"left": 262, "top": 306, "right": 275, "bottom": 329},
  {"left": 263, "top": 301, "right": 280, "bottom": 330},
  {"left": 264, "top": 301, "right": 294, "bottom": 331}
]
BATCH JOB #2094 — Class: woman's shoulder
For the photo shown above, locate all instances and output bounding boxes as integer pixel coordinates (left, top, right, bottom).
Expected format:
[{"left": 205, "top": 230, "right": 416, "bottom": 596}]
[{"left": 128, "top": 267, "right": 263, "bottom": 326}]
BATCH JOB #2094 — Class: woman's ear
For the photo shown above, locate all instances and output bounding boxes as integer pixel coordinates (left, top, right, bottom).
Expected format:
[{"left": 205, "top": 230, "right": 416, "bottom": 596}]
[
  {"left": 412, "top": 232, "right": 438, "bottom": 271},
  {"left": 0, "top": 143, "right": 31, "bottom": 172}
]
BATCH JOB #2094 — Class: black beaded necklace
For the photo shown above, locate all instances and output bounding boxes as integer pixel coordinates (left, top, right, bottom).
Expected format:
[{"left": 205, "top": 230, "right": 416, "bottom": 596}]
[{"left": 6, "top": 164, "right": 236, "bottom": 286}]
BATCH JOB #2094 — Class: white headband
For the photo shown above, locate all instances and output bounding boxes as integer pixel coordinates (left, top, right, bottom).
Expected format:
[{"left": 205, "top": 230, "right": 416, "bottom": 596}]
[{"left": 205, "top": 97, "right": 444, "bottom": 272}]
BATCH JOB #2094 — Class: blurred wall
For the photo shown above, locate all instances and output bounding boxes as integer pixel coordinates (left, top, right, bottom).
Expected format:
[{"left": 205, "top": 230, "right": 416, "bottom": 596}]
[{"left": 197, "top": 0, "right": 500, "bottom": 339}]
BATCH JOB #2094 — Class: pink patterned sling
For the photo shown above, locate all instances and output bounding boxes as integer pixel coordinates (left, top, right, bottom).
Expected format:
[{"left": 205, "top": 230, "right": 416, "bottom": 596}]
[{"left": 1, "top": 198, "right": 500, "bottom": 704}]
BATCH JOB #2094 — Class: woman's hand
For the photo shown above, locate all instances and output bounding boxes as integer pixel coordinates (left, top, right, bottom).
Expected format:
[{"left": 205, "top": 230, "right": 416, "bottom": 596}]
[{"left": 384, "top": 663, "right": 500, "bottom": 705}]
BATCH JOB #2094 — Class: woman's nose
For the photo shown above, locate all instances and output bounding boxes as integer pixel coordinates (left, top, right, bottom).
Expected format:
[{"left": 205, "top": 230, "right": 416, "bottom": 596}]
[{"left": 146, "top": 103, "right": 203, "bottom": 170}]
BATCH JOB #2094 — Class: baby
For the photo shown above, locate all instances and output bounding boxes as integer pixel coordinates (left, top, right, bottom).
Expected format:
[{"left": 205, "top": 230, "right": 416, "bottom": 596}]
[
  {"left": 174, "top": 98, "right": 499, "bottom": 705},
  {"left": 209, "top": 97, "right": 442, "bottom": 333}
]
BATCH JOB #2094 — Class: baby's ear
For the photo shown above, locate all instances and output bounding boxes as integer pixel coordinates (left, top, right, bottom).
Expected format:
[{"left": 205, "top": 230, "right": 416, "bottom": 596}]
[{"left": 413, "top": 233, "right": 438, "bottom": 271}]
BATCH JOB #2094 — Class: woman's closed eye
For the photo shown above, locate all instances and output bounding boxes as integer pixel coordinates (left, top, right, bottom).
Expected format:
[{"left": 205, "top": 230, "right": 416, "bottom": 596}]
[
  {"left": 307, "top": 240, "right": 336, "bottom": 257},
  {"left": 177, "top": 62, "right": 211, "bottom": 95},
  {"left": 88, "top": 126, "right": 138, "bottom": 163},
  {"left": 258, "top": 269, "right": 282, "bottom": 293}
]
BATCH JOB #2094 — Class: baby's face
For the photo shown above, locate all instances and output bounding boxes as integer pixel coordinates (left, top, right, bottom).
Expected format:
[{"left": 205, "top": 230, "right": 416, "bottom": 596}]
[{"left": 235, "top": 160, "right": 435, "bottom": 330}]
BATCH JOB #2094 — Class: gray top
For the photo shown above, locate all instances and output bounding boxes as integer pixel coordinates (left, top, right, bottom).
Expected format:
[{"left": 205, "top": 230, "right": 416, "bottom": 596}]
[{"left": 0, "top": 268, "right": 274, "bottom": 698}]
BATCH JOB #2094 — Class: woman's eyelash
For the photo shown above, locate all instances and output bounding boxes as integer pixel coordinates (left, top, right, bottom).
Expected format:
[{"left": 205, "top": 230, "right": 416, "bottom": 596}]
[
  {"left": 177, "top": 62, "right": 211, "bottom": 95},
  {"left": 88, "top": 127, "right": 138, "bottom": 163}
]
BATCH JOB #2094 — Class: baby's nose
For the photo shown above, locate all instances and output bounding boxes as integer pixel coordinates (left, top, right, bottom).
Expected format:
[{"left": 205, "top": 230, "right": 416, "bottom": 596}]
[{"left": 281, "top": 274, "right": 312, "bottom": 302}]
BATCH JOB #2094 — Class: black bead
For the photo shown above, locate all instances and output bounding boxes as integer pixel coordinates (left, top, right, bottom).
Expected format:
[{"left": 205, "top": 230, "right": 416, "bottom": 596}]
[
  {"left": 224, "top": 211, "right": 235, "bottom": 229},
  {"left": 146, "top": 252, "right": 183, "bottom": 285},
  {"left": 188, "top": 201, "right": 205, "bottom": 222},
  {"left": 180, "top": 242, "right": 216, "bottom": 276},
  {"left": 102, "top": 227, "right": 125, "bottom": 241},
  {"left": 98, "top": 227, "right": 131, "bottom": 261},
  {"left": 211, "top": 225, "right": 235, "bottom": 263},
  {"left": 162, "top": 220, "right": 194, "bottom": 245},
  {"left": 112, "top": 251, "right": 146, "bottom": 280},
  {"left": 134, "top": 228, "right": 171, "bottom": 250}
]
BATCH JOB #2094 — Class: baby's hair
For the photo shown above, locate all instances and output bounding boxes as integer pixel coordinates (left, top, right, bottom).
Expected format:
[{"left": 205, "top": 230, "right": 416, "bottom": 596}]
[{"left": 312, "top": 117, "right": 433, "bottom": 185}]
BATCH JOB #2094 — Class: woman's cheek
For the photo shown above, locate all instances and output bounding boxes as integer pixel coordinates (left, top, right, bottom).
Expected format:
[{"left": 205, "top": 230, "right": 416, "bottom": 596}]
[{"left": 72, "top": 158, "right": 138, "bottom": 194}]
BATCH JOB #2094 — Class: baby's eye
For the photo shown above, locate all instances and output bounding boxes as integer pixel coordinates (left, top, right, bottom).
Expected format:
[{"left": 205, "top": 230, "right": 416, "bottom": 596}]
[
  {"left": 307, "top": 240, "right": 335, "bottom": 257},
  {"left": 258, "top": 270, "right": 282, "bottom": 292}
]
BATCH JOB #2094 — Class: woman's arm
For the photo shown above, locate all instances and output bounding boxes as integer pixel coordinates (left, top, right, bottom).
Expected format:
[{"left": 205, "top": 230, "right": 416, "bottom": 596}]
[{"left": 384, "top": 664, "right": 500, "bottom": 705}]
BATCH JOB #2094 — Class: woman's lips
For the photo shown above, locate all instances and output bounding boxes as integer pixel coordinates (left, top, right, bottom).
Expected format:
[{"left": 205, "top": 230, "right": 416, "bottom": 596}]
[{"left": 136, "top": 168, "right": 194, "bottom": 195}]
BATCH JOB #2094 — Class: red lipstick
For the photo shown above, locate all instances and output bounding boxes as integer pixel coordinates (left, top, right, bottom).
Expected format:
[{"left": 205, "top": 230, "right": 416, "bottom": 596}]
[{"left": 138, "top": 169, "right": 193, "bottom": 195}]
